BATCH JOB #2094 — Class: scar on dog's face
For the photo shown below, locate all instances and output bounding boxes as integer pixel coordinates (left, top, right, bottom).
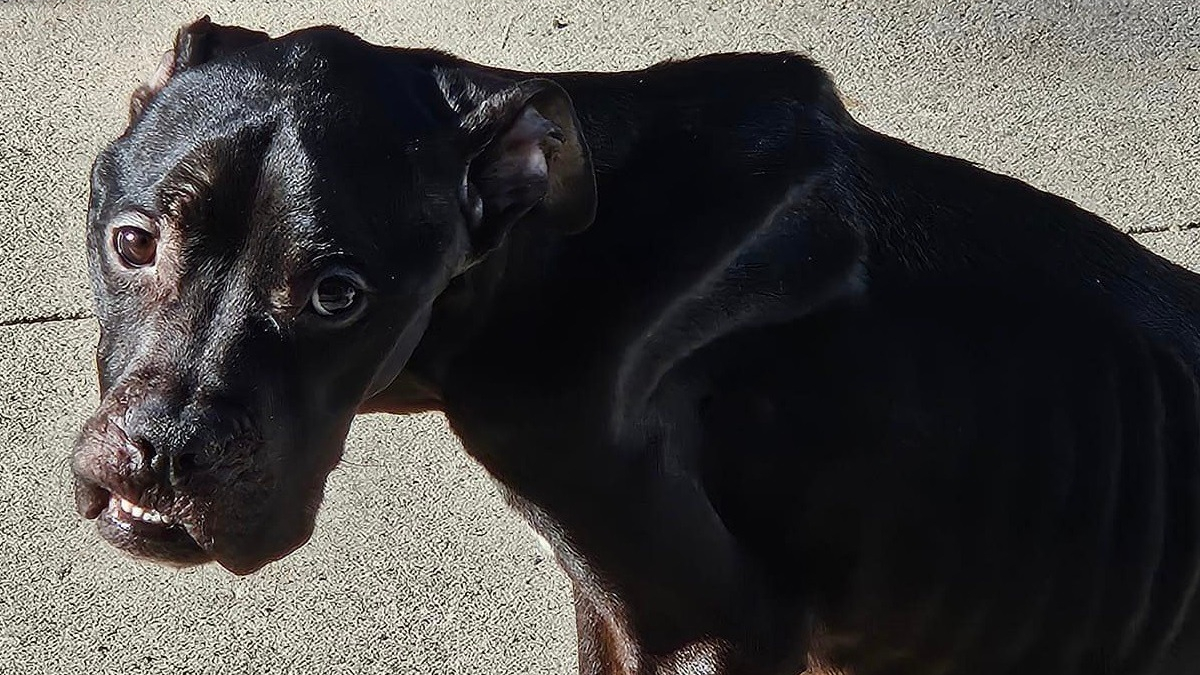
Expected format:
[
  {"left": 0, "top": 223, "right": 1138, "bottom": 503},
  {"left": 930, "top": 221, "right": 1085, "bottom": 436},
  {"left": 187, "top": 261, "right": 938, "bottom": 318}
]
[{"left": 70, "top": 19, "right": 594, "bottom": 574}]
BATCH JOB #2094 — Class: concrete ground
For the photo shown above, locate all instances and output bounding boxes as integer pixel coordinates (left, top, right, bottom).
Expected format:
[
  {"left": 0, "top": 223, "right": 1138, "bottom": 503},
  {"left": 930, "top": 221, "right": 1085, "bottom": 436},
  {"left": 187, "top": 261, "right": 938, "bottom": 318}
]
[{"left": 0, "top": 1, "right": 1196, "bottom": 673}]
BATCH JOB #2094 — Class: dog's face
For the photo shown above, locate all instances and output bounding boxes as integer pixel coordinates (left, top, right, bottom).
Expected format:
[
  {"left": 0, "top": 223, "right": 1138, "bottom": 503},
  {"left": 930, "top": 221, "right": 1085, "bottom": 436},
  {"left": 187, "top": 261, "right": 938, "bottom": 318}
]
[{"left": 71, "top": 19, "right": 593, "bottom": 574}]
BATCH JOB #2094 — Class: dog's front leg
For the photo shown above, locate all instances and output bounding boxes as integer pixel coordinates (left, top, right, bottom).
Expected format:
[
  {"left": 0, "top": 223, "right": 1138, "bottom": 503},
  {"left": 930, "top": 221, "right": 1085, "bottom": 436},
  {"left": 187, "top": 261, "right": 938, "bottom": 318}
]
[{"left": 572, "top": 583, "right": 639, "bottom": 675}]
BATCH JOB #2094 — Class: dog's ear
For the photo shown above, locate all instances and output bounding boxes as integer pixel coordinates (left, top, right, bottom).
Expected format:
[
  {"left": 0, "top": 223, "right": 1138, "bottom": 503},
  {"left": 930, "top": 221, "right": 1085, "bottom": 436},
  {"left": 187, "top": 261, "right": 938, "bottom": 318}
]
[
  {"left": 128, "top": 16, "right": 270, "bottom": 126},
  {"left": 451, "top": 76, "right": 596, "bottom": 258}
]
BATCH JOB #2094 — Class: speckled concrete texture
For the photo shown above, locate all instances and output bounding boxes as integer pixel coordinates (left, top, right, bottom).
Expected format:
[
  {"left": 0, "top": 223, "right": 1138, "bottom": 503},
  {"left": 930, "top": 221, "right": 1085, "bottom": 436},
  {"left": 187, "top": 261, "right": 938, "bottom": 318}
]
[{"left": 0, "top": 1, "right": 1196, "bottom": 673}]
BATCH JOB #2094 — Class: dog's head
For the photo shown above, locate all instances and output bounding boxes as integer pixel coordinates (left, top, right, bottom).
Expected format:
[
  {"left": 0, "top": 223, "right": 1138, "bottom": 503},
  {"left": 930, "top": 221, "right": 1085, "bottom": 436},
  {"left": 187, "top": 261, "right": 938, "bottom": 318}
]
[{"left": 72, "top": 17, "right": 594, "bottom": 574}]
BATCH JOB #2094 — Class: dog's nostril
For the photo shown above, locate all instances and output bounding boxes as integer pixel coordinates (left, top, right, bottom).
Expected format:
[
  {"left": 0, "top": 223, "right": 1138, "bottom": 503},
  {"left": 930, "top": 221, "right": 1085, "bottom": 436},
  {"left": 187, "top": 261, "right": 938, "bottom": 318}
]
[
  {"left": 132, "top": 435, "right": 196, "bottom": 486},
  {"left": 171, "top": 451, "right": 197, "bottom": 478},
  {"left": 127, "top": 436, "right": 157, "bottom": 473}
]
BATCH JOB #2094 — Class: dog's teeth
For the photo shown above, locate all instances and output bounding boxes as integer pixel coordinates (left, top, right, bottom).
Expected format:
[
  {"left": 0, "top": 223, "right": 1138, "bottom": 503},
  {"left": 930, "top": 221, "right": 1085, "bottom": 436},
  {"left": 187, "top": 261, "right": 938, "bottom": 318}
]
[{"left": 110, "top": 495, "right": 173, "bottom": 525}]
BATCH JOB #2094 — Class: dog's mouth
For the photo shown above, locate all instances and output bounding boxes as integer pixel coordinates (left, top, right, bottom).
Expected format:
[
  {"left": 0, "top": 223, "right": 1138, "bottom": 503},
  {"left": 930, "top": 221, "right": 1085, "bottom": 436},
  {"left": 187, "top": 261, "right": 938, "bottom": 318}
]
[
  {"left": 72, "top": 399, "right": 343, "bottom": 575},
  {"left": 76, "top": 480, "right": 212, "bottom": 567}
]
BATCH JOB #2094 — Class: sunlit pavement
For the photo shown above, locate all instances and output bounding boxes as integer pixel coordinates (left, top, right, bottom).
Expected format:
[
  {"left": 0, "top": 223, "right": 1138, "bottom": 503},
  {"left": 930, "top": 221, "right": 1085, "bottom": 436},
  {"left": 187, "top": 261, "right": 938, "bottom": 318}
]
[{"left": 0, "top": 2, "right": 1196, "bottom": 672}]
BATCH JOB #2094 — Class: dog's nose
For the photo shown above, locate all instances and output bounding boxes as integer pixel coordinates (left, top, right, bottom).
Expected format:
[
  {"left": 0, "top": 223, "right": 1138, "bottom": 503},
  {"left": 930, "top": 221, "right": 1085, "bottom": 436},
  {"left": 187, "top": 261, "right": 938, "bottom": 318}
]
[
  {"left": 125, "top": 419, "right": 207, "bottom": 488},
  {"left": 122, "top": 397, "right": 255, "bottom": 489},
  {"left": 129, "top": 432, "right": 200, "bottom": 487}
]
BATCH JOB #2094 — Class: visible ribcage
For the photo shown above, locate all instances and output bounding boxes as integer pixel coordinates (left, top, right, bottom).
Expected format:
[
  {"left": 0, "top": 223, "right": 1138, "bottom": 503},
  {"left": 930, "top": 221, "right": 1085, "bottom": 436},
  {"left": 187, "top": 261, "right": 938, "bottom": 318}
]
[{"left": 817, "top": 336, "right": 1200, "bottom": 675}]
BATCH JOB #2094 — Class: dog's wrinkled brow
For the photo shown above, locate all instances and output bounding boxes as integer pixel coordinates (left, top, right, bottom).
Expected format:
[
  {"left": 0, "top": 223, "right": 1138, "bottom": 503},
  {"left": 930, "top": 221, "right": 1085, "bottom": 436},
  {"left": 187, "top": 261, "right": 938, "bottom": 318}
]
[
  {"left": 155, "top": 127, "right": 274, "bottom": 219},
  {"left": 108, "top": 210, "right": 155, "bottom": 231},
  {"left": 156, "top": 167, "right": 217, "bottom": 224}
]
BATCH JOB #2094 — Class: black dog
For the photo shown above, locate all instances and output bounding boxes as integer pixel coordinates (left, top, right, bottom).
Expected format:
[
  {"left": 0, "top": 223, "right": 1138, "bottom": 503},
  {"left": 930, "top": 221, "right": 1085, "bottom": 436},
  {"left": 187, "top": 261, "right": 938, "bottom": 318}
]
[{"left": 73, "top": 17, "right": 1200, "bottom": 675}]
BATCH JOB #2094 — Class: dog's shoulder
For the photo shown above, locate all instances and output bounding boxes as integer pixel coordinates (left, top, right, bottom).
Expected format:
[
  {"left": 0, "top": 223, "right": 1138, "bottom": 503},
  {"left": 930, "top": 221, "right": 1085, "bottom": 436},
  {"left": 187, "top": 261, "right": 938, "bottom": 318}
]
[
  {"left": 555, "top": 52, "right": 853, "bottom": 178},
  {"left": 638, "top": 51, "right": 844, "bottom": 109}
]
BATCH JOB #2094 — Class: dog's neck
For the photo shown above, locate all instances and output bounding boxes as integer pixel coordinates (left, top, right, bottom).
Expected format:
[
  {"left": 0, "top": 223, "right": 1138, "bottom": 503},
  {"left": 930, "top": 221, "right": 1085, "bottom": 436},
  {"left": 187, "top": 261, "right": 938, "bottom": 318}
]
[{"left": 359, "top": 57, "right": 858, "bottom": 418}]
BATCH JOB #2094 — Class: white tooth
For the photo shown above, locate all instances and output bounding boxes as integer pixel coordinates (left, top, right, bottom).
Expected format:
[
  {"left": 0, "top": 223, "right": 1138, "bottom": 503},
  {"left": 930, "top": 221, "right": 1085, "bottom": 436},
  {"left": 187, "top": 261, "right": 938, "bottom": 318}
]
[
  {"left": 120, "top": 498, "right": 133, "bottom": 513},
  {"left": 130, "top": 505, "right": 144, "bottom": 518},
  {"left": 148, "top": 512, "right": 162, "bottom": 523}
]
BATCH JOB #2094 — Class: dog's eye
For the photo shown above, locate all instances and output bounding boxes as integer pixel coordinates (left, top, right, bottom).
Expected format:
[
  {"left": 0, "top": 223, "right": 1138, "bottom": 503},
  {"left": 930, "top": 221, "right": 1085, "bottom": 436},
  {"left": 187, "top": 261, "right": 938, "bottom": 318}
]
[
  {"left": 113, "top": 226, "right": 157, "bottom": 268},
  {"left": 310, "top": 274, "right": 361, "bottom": 317}
]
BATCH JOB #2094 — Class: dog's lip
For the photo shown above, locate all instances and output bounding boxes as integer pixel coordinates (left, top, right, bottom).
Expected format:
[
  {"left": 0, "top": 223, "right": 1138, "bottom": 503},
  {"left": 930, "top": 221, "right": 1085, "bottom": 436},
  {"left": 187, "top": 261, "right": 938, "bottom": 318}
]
[
  {"left": 95, "top": 506, "right": 210, "bottom": 566},
  {"left": 75, "top": 478, "right": 212, "bottom": 566},
  {"left": 74, "top": 479, "right": 109, "bottom": 519}
]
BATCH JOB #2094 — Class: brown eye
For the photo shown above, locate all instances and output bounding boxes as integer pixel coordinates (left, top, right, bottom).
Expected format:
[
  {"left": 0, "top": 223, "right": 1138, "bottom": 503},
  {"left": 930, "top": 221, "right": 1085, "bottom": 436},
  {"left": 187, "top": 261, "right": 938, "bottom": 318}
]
[
  {"left": 113, "top": 226, "right": 157, "bottom": 268},
  {"left": 310, "top": 275, "right": 359, "bottom": 317},
  {"left": 307, "top": 267, "right": 368, "bottom": 322}
]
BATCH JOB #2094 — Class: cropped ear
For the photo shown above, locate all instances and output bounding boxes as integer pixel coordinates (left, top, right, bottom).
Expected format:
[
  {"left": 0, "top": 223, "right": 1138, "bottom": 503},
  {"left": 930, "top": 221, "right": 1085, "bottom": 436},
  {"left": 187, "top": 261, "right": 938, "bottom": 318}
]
[
  {"left": 452, "top": 76, "right": 596, "bottom": 260},
  {"left": 128, "top": 16, "right": 270, "bottom": 126}
]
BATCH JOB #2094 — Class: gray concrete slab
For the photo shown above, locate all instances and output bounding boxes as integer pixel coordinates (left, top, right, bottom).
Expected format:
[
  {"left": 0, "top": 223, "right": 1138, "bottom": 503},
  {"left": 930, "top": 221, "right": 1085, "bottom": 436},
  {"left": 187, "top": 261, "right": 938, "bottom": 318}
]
[
  {"left": 0, "top": 1, "right": 1197, "bottom": 673},
  {"left": 1135, "top": 229, "right": 1200, "bottom": 271}
]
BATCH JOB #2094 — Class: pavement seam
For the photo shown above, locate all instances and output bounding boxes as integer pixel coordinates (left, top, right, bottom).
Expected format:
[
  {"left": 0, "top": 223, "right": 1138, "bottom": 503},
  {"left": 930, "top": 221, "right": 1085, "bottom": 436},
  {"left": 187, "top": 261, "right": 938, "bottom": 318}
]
[
  {"left": 0, "top": 311, "right": 93, "bottom": 328},
  {"left": 1128, "top": 221, "right": 1200, "bottom": 236}
]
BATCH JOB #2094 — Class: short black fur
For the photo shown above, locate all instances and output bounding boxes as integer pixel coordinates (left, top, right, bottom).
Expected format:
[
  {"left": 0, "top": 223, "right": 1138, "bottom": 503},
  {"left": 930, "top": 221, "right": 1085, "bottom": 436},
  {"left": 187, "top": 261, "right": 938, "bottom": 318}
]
[{"left": 75, "top": 19, "right": 1200, "bottom": 675}]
